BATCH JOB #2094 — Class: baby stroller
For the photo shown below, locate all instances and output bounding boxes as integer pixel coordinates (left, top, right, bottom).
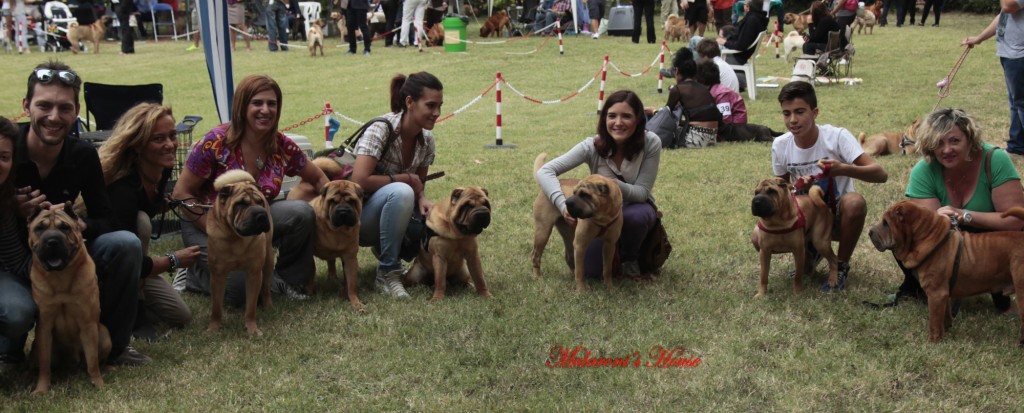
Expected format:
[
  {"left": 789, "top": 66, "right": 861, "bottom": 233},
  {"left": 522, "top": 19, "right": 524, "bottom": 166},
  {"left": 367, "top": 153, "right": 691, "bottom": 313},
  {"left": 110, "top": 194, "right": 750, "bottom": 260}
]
[{"left": 42, "top": 1, "right": 75, "bottom": 52}]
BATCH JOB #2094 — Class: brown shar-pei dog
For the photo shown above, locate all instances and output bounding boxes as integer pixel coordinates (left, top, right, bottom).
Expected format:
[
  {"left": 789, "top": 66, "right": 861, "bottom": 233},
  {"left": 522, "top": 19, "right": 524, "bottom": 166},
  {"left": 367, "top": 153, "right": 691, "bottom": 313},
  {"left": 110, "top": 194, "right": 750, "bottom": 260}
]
[
  {"left": 750, "top": 177, "right": 838, "bottom": 297},
  {"left": 207, "top": 170, "right": 274, "bottom": 336},
  {"left": 531, "top": 154, "right": 624, "bottom": 292},
  {"left": 858, "top": 119, "right": 920, "bottom": 157},
  {"left": 664, "top": 15, "right": 691, "bottom": 43},
  {"left": 309, "top": 179, "right": 365, "bottom": 311},
  {"left": 28, "top": 203, "right": 111, "bottom": 395},
  {"left": 405, "top": 186, "right": 493, "bottom": 302},
  {"left": 308, "top": 18, "right": 325, "bottom": 56},
  {"left": 68, "top": 15, "right": 110, "bottom": 54},
  {"left": 479, "top": 10, "right": 512, "bottom": 38},
  {"left": 869, "top": 202, "right": 1024, "bottom": 345}
]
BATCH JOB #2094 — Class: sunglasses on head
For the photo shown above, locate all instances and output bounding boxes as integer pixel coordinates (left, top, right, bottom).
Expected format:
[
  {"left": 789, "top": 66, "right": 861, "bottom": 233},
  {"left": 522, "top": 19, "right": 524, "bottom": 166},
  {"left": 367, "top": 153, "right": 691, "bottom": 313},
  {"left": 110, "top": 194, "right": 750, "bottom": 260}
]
[{"left": 32, "top": 69, "right": 78, "bottom": 86}]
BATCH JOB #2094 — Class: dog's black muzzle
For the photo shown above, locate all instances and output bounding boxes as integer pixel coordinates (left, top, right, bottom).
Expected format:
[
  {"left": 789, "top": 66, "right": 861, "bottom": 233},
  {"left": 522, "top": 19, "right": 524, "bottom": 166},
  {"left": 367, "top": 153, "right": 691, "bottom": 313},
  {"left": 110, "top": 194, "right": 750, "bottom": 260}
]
[
  {"left": 458, "top": 207, "right": 491, "bottom": 235},
  {"left": 751, "top": 194, "right": 776, "bottom": 218},
  {"left": 35, "top": 231, "right": 74, "bottom": 271},
  {"left": 237, "top": 206, "right": 271, "bottom": 237},
  {"left": 565, "top": 197, "right": 591, "bottom": 219},
  {"left": 331, "top": 204, "right": 359, "bottom": 228}
]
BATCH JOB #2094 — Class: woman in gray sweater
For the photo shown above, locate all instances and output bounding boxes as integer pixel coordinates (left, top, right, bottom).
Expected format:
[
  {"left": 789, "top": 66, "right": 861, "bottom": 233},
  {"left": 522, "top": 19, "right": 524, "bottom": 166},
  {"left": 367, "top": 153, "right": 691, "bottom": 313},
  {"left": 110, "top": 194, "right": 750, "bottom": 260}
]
[{"left": 536, "top": 90, "right": 662, "bottom": 278}]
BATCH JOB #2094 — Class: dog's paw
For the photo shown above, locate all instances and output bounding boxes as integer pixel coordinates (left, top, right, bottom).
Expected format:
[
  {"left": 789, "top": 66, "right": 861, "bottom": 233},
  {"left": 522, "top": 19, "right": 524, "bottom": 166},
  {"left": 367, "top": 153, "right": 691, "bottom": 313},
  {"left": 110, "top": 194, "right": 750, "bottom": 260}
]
[{"left": 754, "top": 292, "right": 766, "bottom": 299}]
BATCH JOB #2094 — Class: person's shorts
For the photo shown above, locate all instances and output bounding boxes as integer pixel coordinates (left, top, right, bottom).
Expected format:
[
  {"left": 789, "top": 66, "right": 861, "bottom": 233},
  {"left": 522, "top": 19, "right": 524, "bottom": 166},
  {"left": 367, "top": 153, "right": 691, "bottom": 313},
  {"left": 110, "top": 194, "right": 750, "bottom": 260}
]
[
  {"left": 589, "top": 0, "right": 606, "bottom": 20},
  {"left": 227, "top": 2, "right": 245, "bottom": 26},
  {"left": 684, "top": 1, "right": 709, "bottom": 25},
  {"left": 191, "top": 5, "right": 200, "bottom": 28}
]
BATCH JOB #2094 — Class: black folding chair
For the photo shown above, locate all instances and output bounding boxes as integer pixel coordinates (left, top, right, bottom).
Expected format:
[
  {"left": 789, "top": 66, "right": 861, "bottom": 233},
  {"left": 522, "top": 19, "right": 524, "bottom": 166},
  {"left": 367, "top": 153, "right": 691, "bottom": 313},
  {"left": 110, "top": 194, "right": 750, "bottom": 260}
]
[{"left": 82, "top": 82, "right": 163, "bottom": 134}]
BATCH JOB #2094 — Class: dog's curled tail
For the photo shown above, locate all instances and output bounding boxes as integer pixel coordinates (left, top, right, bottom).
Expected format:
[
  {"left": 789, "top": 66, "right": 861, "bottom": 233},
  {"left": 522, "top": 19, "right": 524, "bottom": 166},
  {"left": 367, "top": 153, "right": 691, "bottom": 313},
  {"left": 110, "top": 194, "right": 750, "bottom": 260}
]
[
  {"left": 857, "top": 132, "right": 867, "bottom": 144},
  {"left": 807, "top": 186, "right": 827, "bottom": 209},
  {"left": 1000, "top": 207, "right": 1024, "bottom": 221},
  {"left": 533, "top": 153, "right": 548, "bottom": 176},
  {"left": 214, "top": 170, "right": 256, "bottom": 191}
]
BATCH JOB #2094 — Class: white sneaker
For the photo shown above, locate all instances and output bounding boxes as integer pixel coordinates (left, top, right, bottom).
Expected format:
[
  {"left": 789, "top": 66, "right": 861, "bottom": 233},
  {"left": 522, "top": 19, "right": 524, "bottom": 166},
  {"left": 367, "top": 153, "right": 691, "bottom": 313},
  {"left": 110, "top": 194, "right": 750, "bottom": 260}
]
[
  {"left": 375, "top": 268, "right": 410, "bottom": 298},
  {"left": 591, "top": 33, "right": 599, "bottom": 39},
  {"left": 171, "top": 268, "right": 188, "bottom": 293}
]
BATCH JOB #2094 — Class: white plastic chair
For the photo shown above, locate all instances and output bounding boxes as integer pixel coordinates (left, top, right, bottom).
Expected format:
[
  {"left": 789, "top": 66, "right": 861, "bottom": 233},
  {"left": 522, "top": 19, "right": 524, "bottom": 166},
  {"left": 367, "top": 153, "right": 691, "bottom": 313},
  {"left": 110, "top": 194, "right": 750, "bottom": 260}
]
[
  {"left": 721, "top": 30, "right": 766, "bottom": 100},
  {"left": 298, "top": 2, "right": 322, "bottom": 39},
  {"left": 150, "top": 2, "right": 177, "bottom": 41}
]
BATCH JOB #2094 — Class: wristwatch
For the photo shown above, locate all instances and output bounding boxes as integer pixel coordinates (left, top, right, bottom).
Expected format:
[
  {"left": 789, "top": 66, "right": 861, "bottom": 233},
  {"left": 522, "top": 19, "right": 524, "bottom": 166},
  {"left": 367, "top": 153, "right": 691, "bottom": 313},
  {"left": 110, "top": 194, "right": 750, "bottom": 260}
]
[{"left": 962, "top": 210, "right": 973, "bottom": 225}]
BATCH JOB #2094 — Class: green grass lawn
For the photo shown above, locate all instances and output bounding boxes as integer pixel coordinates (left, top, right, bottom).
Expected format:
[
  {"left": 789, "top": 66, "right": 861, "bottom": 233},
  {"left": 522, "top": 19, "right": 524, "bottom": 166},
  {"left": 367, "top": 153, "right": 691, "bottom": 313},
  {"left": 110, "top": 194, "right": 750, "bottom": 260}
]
[{"left": 3, "top": 11, "right": 1024, "bottom": 411}]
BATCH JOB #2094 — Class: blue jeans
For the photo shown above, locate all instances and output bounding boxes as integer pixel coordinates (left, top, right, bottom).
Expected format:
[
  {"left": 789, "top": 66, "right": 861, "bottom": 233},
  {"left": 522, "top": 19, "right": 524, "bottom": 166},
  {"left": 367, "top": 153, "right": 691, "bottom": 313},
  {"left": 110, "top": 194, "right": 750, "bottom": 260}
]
[
  {"left": 359, "top": 182, "right": 416, "bottom": 273},
  {"left": 1002, "top": 56, "right": 1024, "bottom": 154},
  {"left": 583, "top": 202, "right": 657, "bottom": 279},
  {"left": 0, "top": 270, "right": 35, "bottom": 358},
  {"left": 265, "top": 1, "right": 290, "bottom": 51},
  {"left": 88, "top": 231, "right": 143, "bottom": 356}
]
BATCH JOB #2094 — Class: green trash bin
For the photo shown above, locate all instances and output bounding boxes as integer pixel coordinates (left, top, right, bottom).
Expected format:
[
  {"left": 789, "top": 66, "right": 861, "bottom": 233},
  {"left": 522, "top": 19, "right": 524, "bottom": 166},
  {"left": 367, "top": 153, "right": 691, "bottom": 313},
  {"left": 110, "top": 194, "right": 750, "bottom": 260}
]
[{"left": 442, "top": 17, "right": 467, "bottom": 52}]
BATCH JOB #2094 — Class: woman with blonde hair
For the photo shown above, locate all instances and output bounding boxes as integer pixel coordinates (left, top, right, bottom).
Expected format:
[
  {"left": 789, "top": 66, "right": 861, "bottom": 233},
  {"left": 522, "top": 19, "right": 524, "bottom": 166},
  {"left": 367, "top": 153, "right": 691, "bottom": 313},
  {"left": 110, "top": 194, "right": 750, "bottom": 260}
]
[
  {"left": 98, "top": 103, "right": 200, "bottom": 338},
  {"left": 173, "top": 74, "right": 328, "bottom": 306},
  {"left": 887, "top": 108, "right": 1024, "bottom": 310}
]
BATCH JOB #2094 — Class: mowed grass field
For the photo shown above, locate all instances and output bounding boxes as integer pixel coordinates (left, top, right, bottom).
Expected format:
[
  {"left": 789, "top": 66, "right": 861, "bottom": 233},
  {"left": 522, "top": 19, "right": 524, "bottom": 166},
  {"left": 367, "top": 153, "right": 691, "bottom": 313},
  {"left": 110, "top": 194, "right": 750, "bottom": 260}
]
[{"left": 2, "top": 11, "right": 1023, "bottom": 411}]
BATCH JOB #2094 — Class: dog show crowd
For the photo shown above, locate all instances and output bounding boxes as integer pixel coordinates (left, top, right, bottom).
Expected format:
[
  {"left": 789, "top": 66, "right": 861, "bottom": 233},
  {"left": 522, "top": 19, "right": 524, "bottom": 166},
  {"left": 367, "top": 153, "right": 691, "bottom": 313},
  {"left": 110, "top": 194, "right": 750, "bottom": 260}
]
[{"left": 0, "top": 0, "right": 1022, "bottom": 396}]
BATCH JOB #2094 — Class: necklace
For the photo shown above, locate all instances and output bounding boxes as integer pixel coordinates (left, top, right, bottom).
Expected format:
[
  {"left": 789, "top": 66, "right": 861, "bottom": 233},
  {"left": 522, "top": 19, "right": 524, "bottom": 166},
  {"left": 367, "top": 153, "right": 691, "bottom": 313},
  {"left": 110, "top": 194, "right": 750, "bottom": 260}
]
[{"left": 255, "top": 156, "right": 266, "bottom": 171}]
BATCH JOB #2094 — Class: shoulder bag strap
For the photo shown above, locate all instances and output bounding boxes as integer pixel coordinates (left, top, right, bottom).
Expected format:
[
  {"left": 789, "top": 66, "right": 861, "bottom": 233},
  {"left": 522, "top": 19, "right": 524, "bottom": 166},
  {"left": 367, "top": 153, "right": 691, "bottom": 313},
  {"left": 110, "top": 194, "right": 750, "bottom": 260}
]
[
  {"left": 985, "top": 146, "right": 997, "bottom": 188},
  {"left": 341, "top": 117, "right": 398, "bottom": 160}
]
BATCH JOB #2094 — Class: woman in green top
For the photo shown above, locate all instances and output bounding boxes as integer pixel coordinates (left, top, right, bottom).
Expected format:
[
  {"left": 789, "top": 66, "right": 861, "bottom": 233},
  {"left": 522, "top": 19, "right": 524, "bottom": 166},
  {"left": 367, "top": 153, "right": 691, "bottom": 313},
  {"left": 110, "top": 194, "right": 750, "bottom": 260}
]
[{"left": 894, "top": 108, "right": 1024, "bottom": 311}]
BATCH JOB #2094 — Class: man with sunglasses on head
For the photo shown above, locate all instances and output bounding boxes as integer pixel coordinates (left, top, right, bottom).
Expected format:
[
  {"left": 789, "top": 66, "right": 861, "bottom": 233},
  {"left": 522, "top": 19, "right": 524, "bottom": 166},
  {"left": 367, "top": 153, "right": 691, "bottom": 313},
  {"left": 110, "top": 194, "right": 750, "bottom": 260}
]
[{"left": 2, "top": 60, "right": 149, "bottom": 369}]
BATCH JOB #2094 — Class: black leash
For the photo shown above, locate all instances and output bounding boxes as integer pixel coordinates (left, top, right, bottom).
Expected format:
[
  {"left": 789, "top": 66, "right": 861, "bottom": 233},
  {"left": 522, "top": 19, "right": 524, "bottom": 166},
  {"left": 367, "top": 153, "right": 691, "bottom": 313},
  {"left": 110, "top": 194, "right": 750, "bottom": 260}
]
[{"left": 863, "top": 217, "right": 963, "bottom": 309}]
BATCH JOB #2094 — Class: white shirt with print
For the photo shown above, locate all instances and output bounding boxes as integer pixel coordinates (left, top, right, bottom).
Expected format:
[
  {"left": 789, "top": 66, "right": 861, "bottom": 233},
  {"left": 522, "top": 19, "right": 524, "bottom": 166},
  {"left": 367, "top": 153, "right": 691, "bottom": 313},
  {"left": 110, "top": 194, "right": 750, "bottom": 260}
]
[{"left": 771, "top": 124, "right": 864, "bottom": 196}]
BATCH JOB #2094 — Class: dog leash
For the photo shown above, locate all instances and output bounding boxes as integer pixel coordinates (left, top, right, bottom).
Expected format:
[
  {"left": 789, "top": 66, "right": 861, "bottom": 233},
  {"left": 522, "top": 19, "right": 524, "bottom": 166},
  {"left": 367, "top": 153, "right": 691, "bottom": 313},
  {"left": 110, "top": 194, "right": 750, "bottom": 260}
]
[{"left": 933, "top": 45, "right": 972, "bottom": 112}]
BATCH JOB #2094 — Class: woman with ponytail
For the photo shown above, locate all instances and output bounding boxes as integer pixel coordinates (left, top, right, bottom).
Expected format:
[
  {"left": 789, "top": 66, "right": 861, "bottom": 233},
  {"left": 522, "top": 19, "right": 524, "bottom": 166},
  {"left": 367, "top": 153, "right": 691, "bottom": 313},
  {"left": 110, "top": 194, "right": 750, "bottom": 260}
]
[{"left": 351, "top": 71, "right": 443, "bottom": 299}]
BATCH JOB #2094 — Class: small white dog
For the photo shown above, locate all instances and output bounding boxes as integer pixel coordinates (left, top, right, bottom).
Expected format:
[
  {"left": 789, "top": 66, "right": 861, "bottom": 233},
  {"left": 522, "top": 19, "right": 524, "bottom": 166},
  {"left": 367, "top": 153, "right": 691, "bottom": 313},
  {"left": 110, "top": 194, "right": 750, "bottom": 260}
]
[{"left": 782, "top": 31, "right": 806, "bottom": 62}]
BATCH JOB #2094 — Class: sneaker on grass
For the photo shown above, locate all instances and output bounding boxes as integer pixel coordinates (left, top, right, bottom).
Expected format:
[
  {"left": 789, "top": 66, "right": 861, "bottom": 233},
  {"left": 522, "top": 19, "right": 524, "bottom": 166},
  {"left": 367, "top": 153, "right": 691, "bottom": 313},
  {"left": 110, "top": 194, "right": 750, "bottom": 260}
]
[
  {"left": 821, "top": 261, "right": 850, "bottom": 292},
  {"left": 108, "top": 345, "right": 152, "bottom": 367},
  {"left": 375, "top": 268, "right": 410, "bottom": 298}
]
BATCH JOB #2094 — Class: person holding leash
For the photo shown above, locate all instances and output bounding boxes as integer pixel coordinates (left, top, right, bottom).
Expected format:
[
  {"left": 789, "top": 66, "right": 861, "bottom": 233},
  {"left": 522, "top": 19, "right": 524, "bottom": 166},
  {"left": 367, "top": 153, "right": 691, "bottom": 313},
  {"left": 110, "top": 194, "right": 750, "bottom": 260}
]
[{"left": 962, "top": 0, "right": 1024, "bottom": 158}]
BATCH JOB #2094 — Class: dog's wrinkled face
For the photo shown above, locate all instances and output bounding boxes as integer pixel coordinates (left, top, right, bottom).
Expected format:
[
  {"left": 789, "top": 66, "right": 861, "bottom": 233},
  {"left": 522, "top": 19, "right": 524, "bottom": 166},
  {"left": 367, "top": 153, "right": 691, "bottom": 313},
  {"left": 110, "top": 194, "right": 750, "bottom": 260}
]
[
  {"left": 751, "top": 177, "right": 789, "bottom": 218},
  {"left": 29, "top": 203, "right": 82, "bottom": 272},
  {"left": 321, "top": 180, "right": 363, "bottom": 229},
  {"left": 448, "top": 186, "right": 492, "bottom": 235},
  {"left": 566, "top": 177, "right": 613, "bottom": 219},
  {"left": 217, "top": 182, "right": 271, "bottom": 237}
]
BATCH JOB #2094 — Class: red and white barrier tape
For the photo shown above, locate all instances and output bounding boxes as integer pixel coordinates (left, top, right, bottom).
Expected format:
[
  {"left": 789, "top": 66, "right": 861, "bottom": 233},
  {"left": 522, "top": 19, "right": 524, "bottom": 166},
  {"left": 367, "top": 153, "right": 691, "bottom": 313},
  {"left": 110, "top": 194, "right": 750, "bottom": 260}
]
[
  {"left": 607, "top": 46, "right": 664, "bottom": 78},
  {"left": 503, "top": 60, "right": 604, "bottom": 105}
]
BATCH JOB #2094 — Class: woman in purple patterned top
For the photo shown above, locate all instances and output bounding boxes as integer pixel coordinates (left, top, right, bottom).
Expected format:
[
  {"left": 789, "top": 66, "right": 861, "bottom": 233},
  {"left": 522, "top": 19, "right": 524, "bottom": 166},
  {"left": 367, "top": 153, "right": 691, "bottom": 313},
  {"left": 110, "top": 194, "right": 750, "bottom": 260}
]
[{"left": 173, "top": 74, "right": 328, "bottom": 305}]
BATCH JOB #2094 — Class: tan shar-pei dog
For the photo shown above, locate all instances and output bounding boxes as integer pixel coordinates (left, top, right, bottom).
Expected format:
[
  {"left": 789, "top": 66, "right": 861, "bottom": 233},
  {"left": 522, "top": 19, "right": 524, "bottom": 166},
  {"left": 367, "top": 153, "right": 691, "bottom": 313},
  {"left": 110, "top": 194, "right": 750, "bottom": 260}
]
[
  {"left": 308, "top": 179, "right": 366, "bottom": 311},
  {"left": 405, "top": 186, "right": 493, "bottom": 302},
  {"left": 28, "top": 203, "right": 111, "bottom": 395},
  {"left": 750, "top": 177, "right": 838, "bottom": 298},
  {"left": 531, "top": 153, "right": 624, "bottom": 292},
  {"left": 207, "top": 170, "right": 274, "bottom": 336}
]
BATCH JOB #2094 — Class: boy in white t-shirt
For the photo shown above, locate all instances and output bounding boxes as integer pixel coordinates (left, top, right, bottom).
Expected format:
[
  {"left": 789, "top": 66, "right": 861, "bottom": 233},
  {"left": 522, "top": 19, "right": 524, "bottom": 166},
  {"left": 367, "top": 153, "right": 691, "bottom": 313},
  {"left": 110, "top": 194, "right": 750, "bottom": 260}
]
[{"left": 770, "top": 81, "right": 888, "bottom": 292}]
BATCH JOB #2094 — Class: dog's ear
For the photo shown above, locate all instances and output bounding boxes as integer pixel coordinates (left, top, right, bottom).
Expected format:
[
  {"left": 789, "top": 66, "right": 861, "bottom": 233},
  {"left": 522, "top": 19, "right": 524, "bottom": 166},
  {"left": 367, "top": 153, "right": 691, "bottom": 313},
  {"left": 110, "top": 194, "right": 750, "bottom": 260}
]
[
  {"left": 321, "top": 184, "right": 330, "bottom": 199},
  {"left": 62, "top": 201, "right": 78, "bottom": 221},
  {"left": 29, "top": 204, "right": 46, "bottom": 222},
  {"left": 354, "top": 184, "right": 365, "bottom": 201},
  {"left": 480, "top": 187, "right": 489, "bottom": 197},
  {"left": 450, "top": 188, "right": 464, "bottom": 204},
  {"left": 597, "top": 183, "right": 610, "bottom": 195}
]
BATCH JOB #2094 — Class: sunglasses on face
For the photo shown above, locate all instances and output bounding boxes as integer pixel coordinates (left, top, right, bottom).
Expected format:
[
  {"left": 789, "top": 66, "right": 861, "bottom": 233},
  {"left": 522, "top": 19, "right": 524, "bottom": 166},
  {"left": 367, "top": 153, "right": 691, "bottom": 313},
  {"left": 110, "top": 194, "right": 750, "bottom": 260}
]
[{"left": 32, "top": 69, "right": 78, "bottom": 86}]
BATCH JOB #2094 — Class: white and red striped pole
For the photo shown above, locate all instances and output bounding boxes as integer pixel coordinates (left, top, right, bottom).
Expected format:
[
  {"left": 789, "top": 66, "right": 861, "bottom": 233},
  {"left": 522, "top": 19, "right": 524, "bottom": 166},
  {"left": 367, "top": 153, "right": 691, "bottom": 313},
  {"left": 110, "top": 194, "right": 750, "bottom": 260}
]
[
  {"left": 597, "top": 55, "right": 608, "bottom": 114},
  {"left": 324, "top": 102, "right": 334, "bottom": 149},
  {"left": 557, "top": 25, "right": 564, "bottom": 55},
  {"left": 495, "top": 72, "right": 503, "bottom": 146},
  {"left": 658, "top": 42, "right": 666, "bottom": 94}
]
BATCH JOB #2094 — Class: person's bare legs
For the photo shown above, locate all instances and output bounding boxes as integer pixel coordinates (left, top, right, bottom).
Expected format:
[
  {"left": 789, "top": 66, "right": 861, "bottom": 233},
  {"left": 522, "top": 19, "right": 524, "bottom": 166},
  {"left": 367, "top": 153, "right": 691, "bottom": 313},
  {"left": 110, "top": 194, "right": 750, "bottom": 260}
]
[
  {"left": 836, "top": 193, "right": 866, "bottom": 263},
  {"left": 239, "top": 23, "right": 251, "bottom": 50}
]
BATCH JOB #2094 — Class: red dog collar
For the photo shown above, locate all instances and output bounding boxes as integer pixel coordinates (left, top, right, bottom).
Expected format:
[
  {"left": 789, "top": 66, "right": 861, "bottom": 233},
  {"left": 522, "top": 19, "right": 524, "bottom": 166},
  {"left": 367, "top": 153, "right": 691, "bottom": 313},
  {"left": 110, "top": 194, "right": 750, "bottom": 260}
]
[{"left": 757, "top": 193, "right": 806, "bottom": 235}]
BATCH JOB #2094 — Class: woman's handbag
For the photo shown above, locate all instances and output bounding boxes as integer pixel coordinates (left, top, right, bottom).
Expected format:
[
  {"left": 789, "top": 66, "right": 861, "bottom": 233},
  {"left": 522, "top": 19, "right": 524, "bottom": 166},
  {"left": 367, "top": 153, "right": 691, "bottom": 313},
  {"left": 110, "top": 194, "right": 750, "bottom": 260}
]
[{"left": 638, "top": 207, "right": 672, "bottom": 274}]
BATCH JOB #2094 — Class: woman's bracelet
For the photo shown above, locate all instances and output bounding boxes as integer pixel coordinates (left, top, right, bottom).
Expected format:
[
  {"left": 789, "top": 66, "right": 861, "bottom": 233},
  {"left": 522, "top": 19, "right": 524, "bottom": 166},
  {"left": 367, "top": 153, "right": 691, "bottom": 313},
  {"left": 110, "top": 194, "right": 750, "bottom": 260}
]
[
  {"left": 165, "top": 253, "right": 180, "bottom": 273},
  {"left": 388, "top": 173, "right": 396, "bottom": 183}
]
